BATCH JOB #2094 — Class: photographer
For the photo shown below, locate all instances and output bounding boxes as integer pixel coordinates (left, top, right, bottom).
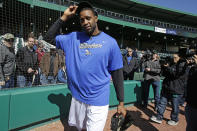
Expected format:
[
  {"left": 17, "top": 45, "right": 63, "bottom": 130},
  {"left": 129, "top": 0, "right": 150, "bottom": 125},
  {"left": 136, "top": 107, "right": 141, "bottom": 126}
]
[
  {"left": 185, "top": 51, "right": 197, "bottom": 131},
  {"left": 151, "top": 53, "right": 187, "bottom": 126},
  {"left": 142, "top": 51, "right": 161, "bottom": 111}
]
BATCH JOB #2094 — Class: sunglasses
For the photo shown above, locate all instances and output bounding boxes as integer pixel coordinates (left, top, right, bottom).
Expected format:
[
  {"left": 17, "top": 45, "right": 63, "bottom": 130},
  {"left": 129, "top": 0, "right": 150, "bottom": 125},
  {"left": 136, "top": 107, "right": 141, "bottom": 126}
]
[{"left": 5, "top": 38, "right": 14, "bottom": 43}]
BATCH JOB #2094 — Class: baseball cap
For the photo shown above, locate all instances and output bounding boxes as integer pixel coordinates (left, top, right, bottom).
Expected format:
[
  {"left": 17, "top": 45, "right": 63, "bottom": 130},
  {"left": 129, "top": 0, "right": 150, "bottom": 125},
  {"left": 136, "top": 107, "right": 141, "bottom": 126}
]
[
  {"left": 3, "top": 33, "right": 14, "bottom": 40},
  {"left": 76, "top": 1, "right": 98, "bottom": 16}
]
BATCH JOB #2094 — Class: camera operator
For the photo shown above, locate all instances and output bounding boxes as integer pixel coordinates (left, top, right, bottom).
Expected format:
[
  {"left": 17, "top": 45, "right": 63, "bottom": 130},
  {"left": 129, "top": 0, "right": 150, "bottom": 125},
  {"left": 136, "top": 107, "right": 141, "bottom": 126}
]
[
  {"left": 185, "top": 51, "right": 197, "bottom": 131},
  {"left": 151, "top": 53, "right": 187, "bottom": 126},
  {"left": 142, "top": 51, "right": 161, "bottom": 111}
]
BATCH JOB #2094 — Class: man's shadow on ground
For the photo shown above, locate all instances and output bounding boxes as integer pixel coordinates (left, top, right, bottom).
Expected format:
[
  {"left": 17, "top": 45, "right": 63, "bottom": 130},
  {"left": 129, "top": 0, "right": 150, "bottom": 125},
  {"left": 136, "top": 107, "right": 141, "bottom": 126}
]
[
  {"left": 127, "top": 109, "right": 159, "bottom": 131},
  {"left": 48, "top": 93, "right": 77, "bottom": 131}
]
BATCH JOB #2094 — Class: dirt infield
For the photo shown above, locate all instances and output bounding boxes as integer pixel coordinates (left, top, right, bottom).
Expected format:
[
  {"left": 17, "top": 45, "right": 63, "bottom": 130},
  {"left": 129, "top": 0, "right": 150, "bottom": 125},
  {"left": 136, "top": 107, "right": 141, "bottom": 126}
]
[{"left": 31, "top": 103, "right": 186, "bottom": 131}]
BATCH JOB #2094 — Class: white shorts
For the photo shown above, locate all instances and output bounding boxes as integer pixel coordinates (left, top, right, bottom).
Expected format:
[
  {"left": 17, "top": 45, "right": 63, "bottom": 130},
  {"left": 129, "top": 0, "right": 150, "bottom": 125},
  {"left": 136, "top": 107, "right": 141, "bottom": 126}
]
[{"left": 68, "top": 97, "right": 109, "bottom": 131}]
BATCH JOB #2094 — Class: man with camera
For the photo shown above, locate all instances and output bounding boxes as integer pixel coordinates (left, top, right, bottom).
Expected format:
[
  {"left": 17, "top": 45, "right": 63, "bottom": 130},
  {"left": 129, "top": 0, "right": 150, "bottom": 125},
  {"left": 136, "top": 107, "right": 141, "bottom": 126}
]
[
  {"left": 151, "top": 53, "right": 187, "bottom": 126},
  {"left": 142, "top": 51, "right": 161, "bottom": 111},
  {"left": 185, "top": 50, "right": 197, "bottom": 131},
  {"left": 0, "top": 33, "right": 15, "bottom": 89}
]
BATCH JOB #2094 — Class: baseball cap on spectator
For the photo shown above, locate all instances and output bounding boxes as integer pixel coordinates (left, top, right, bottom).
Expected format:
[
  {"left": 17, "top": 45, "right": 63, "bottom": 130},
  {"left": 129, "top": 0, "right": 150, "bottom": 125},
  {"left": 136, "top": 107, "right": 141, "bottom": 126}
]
[
  {"left": 76, "top": 1, "right": 98, "bottom": 16},
  {"left": 3, "top": 33, "right": 14, "bottom": 43},
  {"left": 3, "top": 33, "right": 14, "bottom": 41}
]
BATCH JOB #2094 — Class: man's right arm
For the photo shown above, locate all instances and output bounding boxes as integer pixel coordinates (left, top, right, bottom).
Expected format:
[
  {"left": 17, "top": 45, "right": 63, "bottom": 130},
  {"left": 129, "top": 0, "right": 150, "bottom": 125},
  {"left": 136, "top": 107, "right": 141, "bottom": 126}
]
[
  {"left": 0, "top": 46, "right": 5, "bottom": 83},
  {"left": 44, "top": 19, "right": 64, "bottom": 46},
  {"left": 44, "top": 5, "right": 78, "bottom": 46}
]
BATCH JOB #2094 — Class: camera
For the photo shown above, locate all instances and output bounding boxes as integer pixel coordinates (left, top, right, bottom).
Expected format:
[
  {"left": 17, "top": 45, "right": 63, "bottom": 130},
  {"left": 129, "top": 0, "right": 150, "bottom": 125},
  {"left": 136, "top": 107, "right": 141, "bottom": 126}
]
[
  {"left": 159, "top": 56, "right": 173, "bottom": 67},
  {"left": 178, "top": 47, "right": 196, "bottom": 65},
  {"left": 142, "top": 51, "right": 152, "bottom": 62}
]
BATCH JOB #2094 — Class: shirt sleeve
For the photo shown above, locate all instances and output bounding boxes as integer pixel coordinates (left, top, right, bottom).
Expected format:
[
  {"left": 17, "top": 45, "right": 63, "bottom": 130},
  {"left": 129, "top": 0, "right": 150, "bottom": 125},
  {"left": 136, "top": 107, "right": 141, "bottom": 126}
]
[
  {"left": 108, "top": 40, "right": 123, "bottom": 71},
  {"left": 111, "top": 68, "right": 124, "bottom": 102},
  {"left": 55, "top": 32, "right": 74, "bottom": 51},
  {"left": 44, "top": 18, "right": 64, "bottom": 46}
]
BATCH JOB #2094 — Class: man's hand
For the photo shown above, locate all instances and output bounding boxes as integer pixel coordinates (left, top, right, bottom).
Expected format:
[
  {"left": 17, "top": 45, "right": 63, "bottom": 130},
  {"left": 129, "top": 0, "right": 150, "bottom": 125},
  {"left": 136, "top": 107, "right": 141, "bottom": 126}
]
[
  {"left": 117, "top": 102, "right": 126, "bottom": 117},
  {"left": 27, "top": 68, "right": 34, "bottom": 73},
  {"left": 61, "top": 5, "right": 78, "bottom": 21},
  {"left": 163, "top": 63, "right": 169, "bottom": 67},
  {"left": 35, "top": 70, "right": 38, "bottom": 75},
  {"left": 0, "top": 81, "right": 5, "bottom": 86},
  {"left": 145, "top": 68, "right": 150, "bottom": 71}
]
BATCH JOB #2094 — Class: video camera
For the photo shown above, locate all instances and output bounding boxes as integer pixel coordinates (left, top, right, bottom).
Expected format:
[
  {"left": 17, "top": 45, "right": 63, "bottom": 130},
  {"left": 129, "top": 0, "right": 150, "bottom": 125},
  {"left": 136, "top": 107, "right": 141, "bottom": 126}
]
[
  {"left": 142, "top": 51, "right": 152, "bottom": 62},
  {"left": 178, "top": 47, "right": 196, "bottom": 65},
  {"left": 159, "top": 56, "right": 173, "bottom": 67}
]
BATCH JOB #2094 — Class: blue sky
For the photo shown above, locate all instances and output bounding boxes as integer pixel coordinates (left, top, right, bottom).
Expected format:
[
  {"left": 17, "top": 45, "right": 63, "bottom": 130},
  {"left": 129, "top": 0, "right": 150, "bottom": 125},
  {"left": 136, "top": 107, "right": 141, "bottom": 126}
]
[{"left": 139, "top": 0, "right": 197, "bottom": 15}]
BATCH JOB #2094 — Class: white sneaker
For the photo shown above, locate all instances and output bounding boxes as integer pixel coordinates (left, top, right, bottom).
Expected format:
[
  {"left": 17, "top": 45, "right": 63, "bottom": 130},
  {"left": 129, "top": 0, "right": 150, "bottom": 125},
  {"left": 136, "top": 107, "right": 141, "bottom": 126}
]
[
  {"left": 150, "top": 116, "right": 162, "bottom": 124},
  {"left": 167, "top": 120, "right": 178, "bottom": 126}
]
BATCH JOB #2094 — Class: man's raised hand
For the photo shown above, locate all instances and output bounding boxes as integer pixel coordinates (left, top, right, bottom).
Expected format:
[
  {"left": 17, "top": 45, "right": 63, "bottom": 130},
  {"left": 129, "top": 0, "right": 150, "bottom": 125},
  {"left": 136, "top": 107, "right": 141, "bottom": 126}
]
[{"left": 61, "top": 5, "right": 78, "bottom": 21}]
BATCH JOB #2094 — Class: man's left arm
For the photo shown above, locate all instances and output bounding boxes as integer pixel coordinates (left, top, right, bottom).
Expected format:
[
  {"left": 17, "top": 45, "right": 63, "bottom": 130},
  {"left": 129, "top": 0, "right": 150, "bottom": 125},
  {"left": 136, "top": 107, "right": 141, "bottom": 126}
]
[{"left": 111, "top": 68, "right": 126, "bottom": 117}]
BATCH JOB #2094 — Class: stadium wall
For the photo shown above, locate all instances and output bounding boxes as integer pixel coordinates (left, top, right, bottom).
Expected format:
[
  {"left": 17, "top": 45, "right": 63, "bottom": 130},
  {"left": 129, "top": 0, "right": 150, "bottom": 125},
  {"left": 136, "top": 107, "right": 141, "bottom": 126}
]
[{"left": 0, "top": 80, "right": 161, "bottom": 131}]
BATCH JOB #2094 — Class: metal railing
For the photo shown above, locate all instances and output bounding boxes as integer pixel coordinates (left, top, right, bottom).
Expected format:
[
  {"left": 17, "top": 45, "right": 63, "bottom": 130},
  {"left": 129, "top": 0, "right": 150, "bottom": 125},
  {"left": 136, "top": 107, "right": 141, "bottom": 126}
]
[{"left": 39, "top": 0, "right": 197, "bottom": 33}]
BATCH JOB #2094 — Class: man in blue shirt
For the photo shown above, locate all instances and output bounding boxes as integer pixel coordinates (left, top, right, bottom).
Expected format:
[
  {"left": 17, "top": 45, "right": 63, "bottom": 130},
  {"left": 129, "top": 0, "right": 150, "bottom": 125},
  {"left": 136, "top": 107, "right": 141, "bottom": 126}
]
[
  {"left": 123, "top": 48, "right": 139, "bottom": 80},
  {"left": 45, "top": 2, "right": 126, "bottom": 131}
]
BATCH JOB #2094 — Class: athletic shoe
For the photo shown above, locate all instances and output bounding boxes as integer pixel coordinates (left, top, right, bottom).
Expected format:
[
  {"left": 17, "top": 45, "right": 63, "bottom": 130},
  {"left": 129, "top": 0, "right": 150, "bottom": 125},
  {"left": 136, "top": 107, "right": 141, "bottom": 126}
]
[
  {"left": 167, "top": 120, "right": 178, "bottom": 126},
  {"left": 150, "top": 116, "right": 162, "bottom": 124}
]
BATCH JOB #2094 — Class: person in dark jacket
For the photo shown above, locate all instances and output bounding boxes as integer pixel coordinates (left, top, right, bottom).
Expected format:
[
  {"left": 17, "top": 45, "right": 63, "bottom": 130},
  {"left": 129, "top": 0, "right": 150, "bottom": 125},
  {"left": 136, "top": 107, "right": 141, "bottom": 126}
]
[
  {"left": 16, "top": 35, "right": 38, "bottom": 87},
  {"left": 0, "top": 33, "right": 15, "bottom": 89},
  {"left": 151, "top": 53, "right": 187, "bottom": 126},
  {"left": 142, "top": 51, "right": 161, "bottom": 110},
  {"left": 185, "top": 52, "right": 197, "bottom": 131},
  {"left": 123, "top": 48, "right": 139, "bottom": 80}
]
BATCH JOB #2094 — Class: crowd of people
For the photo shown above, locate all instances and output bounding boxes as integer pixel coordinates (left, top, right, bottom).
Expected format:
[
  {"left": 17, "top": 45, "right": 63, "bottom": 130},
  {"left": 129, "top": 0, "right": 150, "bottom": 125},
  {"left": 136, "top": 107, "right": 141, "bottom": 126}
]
[
  {"left": 0, "top": 33, "right": 67, "bottom": 89},
  {"left": 0, "top": 1, "right": 197, "bottom": 131},
  {"left": 122, "top": 45, "right": 197, "bottom": 129}
]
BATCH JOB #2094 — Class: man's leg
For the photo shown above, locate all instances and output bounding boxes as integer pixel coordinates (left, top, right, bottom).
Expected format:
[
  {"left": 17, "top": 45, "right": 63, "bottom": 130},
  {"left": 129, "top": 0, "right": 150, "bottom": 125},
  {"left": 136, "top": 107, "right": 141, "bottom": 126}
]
[
  {"left": 17, "top": 75, "right": 26, "bottom": 87},
  {"left": 128, "top": 72, "right": 134, "bottom": 80},
  {"left": 170, "top": 95, "right": 182, "bottom": 122},
  {"left": 86, "top": 105, "right": 109, "bottom": 131},
  {"left": 26, "top": 80, "right": 32, "bottom": 87},
  {"left": 123, "top": 72, "right": 128, "bottom": 80},
  {"left": 152, "top": 81, "right": 161, "bottom": 110},
  {"left": 0, "top": 76, "right": 14, "bottom": 89},
  {"left": 68, "top": 97, "right": 87, "bottom": 131},
  {"left": 185, "top": 105, "right": 197, "bottom": 131},
  {"left": 150, "top": 94, "right": 168, "bottom": 124},
  {"left": 156, "top": 95, "right": 168, "bottom": 120},
  {"left": 142, "top": 80, "right": 151, "bottom": 108},
  {"left": 40, "top": 74, "right": 48, "bottom": 85}
]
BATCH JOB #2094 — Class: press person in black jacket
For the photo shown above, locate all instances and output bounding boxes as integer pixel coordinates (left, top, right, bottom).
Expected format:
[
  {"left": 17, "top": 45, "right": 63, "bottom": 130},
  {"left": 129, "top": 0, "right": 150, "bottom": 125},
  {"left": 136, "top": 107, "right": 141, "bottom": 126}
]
[
  {"left": 16, "top": 35, "right": 38, "bottom": 87},
  {"left": 123, "top": 48, "right": 139, "bottom": 80},
  {"left": 150, "top": 53, "right": 187, "bottom": 126},
  {"left": 185, "top": 51, "right": 197, "bottom": 131}
]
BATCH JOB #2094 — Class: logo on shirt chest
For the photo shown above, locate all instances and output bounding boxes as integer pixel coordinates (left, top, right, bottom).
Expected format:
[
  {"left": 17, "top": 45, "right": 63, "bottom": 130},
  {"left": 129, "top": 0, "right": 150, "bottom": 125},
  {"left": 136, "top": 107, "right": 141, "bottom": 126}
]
[{"left": 79, "top": 43, "right": 103, "bottom": 56}]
